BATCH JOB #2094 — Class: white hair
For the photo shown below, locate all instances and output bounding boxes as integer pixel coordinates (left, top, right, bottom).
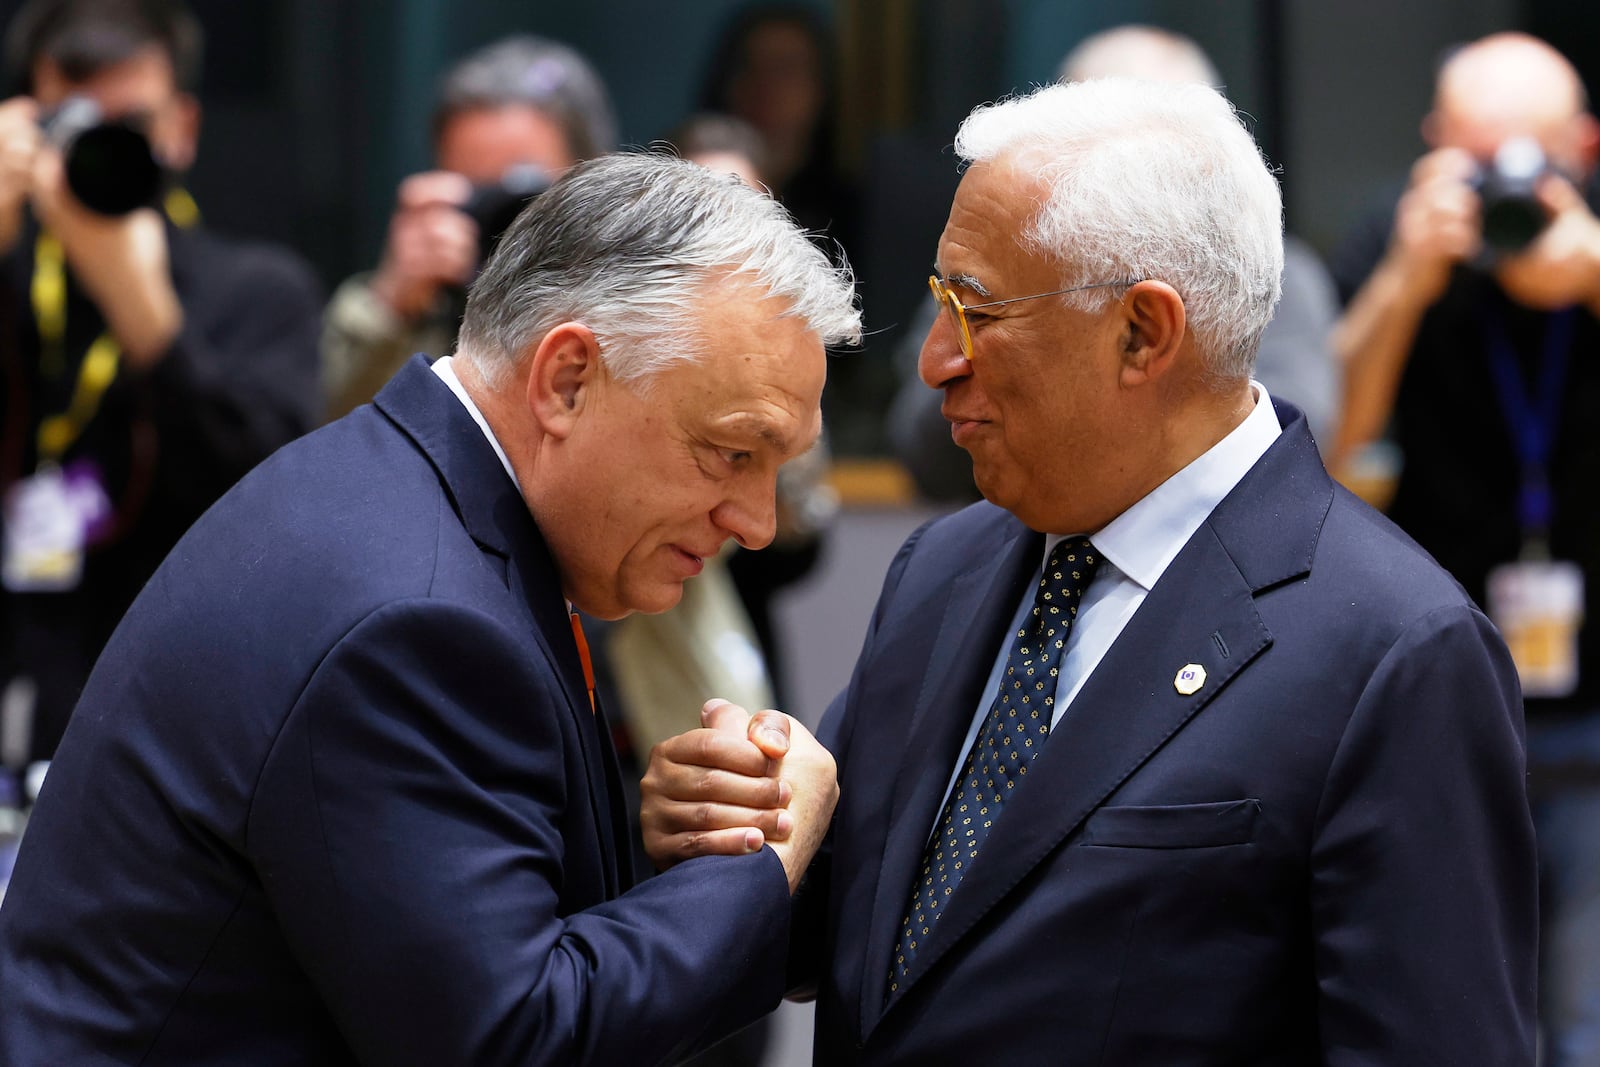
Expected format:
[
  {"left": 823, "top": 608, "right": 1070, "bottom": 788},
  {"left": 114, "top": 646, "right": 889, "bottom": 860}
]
[
  {"left": 458, "top": 152, "right": 861, "bottom": 388},
  {"left": 954, "top": 79, "right": 1283, "bottom": 380}
]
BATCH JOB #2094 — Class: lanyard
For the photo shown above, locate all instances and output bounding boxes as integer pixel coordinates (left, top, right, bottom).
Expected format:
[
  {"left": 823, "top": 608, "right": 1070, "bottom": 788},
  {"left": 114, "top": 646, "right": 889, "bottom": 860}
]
[
  {"left": 26, "top": 187, "right": 199, "bottom": 466},
  {"left": 1482, "top": 299, "right": 1576, "bottom": 540},
  {"left": 29, "top": 232, "right": 120, "bottom": 464}
]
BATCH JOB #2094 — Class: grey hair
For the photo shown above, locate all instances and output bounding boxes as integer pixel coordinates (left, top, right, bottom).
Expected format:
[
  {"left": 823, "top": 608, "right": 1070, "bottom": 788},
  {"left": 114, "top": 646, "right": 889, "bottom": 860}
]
[
  {"left": 954, "top": 79, "right": 1283, "bottom": 380},
  {"left": 432, "top": 35, "right": 618, "bottom": 161},
  {"left": 457, "top": 152, "right": 861, "bottom": 388}
]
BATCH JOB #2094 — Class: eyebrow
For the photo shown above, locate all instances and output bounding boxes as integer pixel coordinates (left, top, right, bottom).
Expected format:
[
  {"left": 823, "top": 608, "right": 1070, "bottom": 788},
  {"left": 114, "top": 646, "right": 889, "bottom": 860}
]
[
  {"left": 721, "top": 416, "right": 792, "bottom": 453},
  {"left": 931, "top": 262, "right": 992, "bottom": 299}
]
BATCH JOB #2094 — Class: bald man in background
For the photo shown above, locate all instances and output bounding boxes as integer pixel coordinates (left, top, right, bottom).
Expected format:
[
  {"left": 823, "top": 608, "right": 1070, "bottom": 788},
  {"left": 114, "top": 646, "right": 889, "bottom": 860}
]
[{"left": 1330, "top": 32, "right": 1600, "bottom": 1065}]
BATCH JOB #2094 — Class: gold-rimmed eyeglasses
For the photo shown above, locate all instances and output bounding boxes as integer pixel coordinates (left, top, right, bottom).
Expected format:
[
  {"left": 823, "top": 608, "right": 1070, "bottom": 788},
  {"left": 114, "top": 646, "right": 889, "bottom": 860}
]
[{"left": 927, "top": 274, "right": 1139, "bottom": 360}]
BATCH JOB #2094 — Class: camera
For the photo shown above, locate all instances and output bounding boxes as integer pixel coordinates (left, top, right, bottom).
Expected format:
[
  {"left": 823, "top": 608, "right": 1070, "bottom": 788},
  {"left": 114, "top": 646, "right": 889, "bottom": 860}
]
[
  {"left": 461, "top": 163, "right": 552, "bottom": 263},
  {"left": 41, "top": 96, "right": 163, "bottom": 217},
  {"left": 1474, "top": 137, "right": 1552, "bottom": 255}
]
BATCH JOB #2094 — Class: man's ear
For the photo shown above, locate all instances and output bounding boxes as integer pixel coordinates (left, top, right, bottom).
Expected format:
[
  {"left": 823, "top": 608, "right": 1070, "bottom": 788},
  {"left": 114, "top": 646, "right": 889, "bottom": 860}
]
[
  {"left": 525, "top": 322, "right": 601, "bottom": 440},
  {"left": 1118, "top": 280, "right": 1186, "bottom": 387}
]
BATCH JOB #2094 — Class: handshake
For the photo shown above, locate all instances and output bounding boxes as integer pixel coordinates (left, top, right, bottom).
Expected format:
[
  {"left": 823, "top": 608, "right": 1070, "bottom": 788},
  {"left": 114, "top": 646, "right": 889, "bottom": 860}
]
[{"left": 641, "top": 698, "right": 839, "bottom": 894}]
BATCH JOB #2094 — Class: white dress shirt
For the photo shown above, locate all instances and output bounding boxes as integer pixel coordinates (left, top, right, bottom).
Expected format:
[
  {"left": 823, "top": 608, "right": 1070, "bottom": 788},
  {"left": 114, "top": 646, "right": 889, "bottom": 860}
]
[
  {"left": 431, "top": 355, "right": 519, "bottom": 488},
  {"left": 934, "top": 384, "right": 1284, "bottom": 822}
]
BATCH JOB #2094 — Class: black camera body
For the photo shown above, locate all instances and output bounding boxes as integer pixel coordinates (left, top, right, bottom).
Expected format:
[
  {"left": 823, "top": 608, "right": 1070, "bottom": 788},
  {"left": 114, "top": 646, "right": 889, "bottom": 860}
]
[
  {"left": 1474, "top": 136, "right": 1552, "bottom": 255},
  {"left": 461, "top": 163, "right": 552, "bottom": 263},
  {"left": 41, "top": 96, "right": 163, "bottom": 217}
]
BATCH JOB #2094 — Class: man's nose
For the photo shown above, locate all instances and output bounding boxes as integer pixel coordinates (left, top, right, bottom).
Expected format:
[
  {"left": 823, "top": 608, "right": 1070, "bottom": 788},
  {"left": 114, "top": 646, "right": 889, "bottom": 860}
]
[
  {"left": 919, "top": 309, "right": 970, "bottom": 389},
  {"left": 713, "top": 481, "right": 778, "bottom": 552}
]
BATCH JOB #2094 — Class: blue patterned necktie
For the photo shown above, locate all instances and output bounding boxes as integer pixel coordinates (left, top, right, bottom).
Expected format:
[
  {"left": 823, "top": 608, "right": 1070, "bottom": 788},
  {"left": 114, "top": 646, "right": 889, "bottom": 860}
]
[{"left": 888, "top": 536, "right": 1100, "bottom": 999}]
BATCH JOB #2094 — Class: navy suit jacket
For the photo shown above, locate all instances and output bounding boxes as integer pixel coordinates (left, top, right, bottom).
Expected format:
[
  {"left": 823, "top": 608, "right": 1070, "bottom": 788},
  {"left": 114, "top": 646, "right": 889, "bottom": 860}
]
[
  {"left": 0, "top": 358, "right": 791, "bottom": 1065},
  {"left": 798, "top": 405, "right": 1537, "bottom": 1065}
]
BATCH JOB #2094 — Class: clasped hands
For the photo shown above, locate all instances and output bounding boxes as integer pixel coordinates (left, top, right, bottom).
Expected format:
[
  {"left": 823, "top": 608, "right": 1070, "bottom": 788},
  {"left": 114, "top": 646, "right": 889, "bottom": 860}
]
[{"left": 641, "top": 698, "right": 837, "bottom": 894}]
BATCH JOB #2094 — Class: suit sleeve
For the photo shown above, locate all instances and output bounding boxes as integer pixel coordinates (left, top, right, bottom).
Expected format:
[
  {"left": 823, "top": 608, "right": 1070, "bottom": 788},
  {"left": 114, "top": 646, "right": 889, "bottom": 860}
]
[
  {"left": 248, "top": 598, "right": 792, "bottom": 1067},
  {"left": 1312, "top": 603, "right": 1537, "bottom": 1065}
]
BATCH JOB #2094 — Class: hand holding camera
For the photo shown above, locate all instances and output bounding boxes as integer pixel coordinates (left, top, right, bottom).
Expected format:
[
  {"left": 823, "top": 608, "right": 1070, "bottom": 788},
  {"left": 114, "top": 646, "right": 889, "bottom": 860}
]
[
  {"left": 0, "top": 92, "right": 181, "bottom": 366},
  {"left": 371, "top": 165, "right": 551, "bottom": 324},
  {"left": 1492, "top": 163, "right": 1600, "bottom": 314},
  {"left": 1387, "top": 139, "right": 1600, "bottom": 314},
  {"left": 1386, "top": 146, "right": 1483, "bottom": 308},
  {"left": 369, "top": 170, "right": 480, "bottom": 323},
  {"left": 35, "top": 148, "right": 179, "bottom": 367}
]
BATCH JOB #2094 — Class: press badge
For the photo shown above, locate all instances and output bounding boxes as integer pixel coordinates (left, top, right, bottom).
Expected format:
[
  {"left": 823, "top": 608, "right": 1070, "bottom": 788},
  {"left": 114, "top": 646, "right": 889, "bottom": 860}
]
[
  {"left": 1, "top": 463, "right": 111, "bottom": 593},
  {"left": 1487, "top": 559, "right": 1585, "bottom": 698}
]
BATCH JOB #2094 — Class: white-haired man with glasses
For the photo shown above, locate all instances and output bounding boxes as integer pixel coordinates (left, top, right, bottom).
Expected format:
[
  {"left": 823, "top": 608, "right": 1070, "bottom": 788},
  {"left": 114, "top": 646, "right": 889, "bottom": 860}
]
[{"left": 642, "top": 77, "right": 1536, "bottom": 1064}]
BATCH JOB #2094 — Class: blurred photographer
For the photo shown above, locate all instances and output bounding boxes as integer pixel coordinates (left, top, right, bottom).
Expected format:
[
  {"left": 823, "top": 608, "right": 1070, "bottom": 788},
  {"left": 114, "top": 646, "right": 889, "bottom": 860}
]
[
  {"left": 322, "top": 35, "right": 615, "bottom": 419},
  {"left": 1330, "top": 32, "right": 1600, "bottom": 1065},
  {"left": 0, "top": 0, "right": 321, "bottom": 766}
]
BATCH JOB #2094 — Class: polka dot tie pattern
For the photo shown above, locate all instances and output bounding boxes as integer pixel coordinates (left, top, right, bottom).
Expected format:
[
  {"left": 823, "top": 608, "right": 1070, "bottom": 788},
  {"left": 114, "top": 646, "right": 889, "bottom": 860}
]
[{"left": 887, "top": 536, "right": 1100, "bottom": 1000}]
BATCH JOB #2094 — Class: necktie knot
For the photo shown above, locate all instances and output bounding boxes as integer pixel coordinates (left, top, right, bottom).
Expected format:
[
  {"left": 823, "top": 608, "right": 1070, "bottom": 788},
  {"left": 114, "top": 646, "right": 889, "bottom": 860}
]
[{"left": 1030, "top": 535, "right": 1099, "bottom": 642}]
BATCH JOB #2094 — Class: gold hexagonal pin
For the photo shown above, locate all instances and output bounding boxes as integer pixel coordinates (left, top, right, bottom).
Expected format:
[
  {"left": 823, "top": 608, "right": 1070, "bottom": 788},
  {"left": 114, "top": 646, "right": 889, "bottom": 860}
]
[{"left": 1174, "top": 663, "right": 1207, "bottom": 695}]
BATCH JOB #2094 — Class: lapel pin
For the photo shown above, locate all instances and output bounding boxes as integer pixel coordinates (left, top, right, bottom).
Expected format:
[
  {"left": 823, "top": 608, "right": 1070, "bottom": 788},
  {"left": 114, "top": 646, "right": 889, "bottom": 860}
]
[{"left": 1174, "top": 663, "right": 1206, "bottom": 696}]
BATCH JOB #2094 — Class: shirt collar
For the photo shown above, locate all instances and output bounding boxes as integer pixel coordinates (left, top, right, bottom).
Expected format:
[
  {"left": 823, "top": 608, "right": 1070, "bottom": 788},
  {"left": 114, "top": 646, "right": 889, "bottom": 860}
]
[
  {"left": 431, "top": 355, "right": 519, "bottom": 490},
  {"left": 1046, "top": 381, "right": 1282, "bottom": 590}
]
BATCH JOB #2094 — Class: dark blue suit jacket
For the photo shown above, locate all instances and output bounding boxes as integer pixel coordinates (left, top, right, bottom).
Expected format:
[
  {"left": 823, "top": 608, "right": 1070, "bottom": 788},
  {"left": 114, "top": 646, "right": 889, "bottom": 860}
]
[
  {"left": 798, "top": 405, "right": 1537, "bottom": 1065},
  {"left": 0, "top": 358, "right": 791, "bottom": 1065}
]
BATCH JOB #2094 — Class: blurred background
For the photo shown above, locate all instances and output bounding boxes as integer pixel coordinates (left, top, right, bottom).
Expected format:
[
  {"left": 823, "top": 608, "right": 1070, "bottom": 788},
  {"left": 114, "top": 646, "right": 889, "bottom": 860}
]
[{"left": 4, "top": 2, "right": 1598, "bottom": 1063}]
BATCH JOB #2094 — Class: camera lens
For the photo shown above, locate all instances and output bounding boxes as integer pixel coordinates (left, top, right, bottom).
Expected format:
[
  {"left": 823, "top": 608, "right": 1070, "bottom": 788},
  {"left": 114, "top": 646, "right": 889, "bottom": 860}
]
[
  {"left": 1478, "top": 137, "right": 1548, "bottom": 254},
  {"left": 63, "top": 123, "right": 162, "bottom": 216},
  {"left": 1482, "top": 196, "right": 1547, "bottom": 253},
  {"left": 42, "top": 96, "right": 163, "bottom": 217}
]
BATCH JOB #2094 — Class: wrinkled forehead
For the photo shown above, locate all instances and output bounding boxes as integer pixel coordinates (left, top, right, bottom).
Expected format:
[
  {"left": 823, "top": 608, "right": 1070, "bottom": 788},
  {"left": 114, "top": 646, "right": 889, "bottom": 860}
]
[{"left": 658, "top": 282, "right": 826, "bottom": 418}]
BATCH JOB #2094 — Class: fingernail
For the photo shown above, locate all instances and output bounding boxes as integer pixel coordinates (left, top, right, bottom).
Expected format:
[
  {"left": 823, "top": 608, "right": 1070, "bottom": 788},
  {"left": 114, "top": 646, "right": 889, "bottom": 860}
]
[
  {"left": 776, "top": 811, "right": 794, "bottom": 838},
  {"left": 759, "top": 726, "right": 789, "bottom": 751},
  {"left": 745, "top": 829, "right": 765, "bottom": 852},
  {"left": 777, "top": 780, "right": 793, "bottom": 806}
]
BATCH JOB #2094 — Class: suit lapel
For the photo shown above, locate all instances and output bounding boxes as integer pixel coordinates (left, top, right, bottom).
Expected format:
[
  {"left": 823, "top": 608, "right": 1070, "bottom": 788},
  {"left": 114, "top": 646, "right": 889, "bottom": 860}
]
[
  {"left": 502, "top": 558, "right": 625, "bottom": 899},
  {"left": 878, "top": 410, "right": 1332, "bottom": 1016},
  {"left": 886, "top": 526, "right": 1270, "bottom": 1007},
  {"left": 858, "top": 520, "right": 1041, "bottom": 1031},
  {"left": 373, "top": 357, "right": 623, "bottom": 896}
]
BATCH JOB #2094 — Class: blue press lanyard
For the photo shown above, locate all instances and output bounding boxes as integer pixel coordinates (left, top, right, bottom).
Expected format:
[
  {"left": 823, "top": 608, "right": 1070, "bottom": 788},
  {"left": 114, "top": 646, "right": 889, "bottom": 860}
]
[{"left": 1482, "top": 299, "right": 1576, "bottom": 539}]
